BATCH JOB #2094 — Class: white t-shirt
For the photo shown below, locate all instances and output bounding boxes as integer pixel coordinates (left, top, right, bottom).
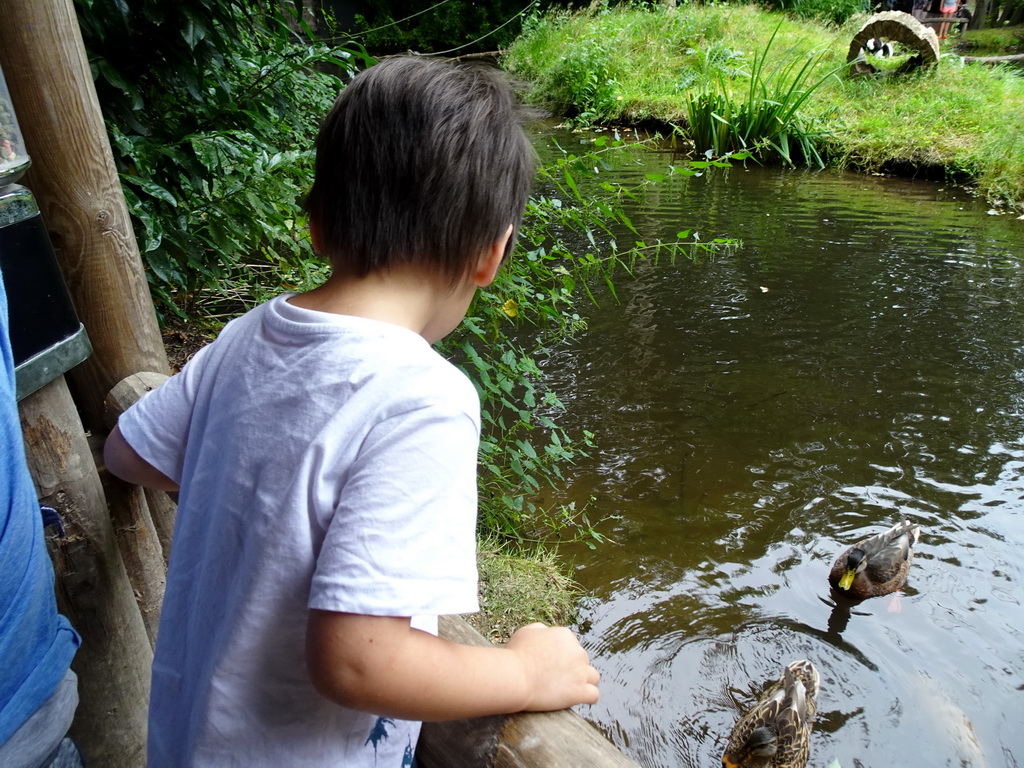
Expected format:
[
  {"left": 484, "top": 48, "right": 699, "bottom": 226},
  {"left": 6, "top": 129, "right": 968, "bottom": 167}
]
[{"left": 118, "top": 295, "right": 481, "bottom": 767}]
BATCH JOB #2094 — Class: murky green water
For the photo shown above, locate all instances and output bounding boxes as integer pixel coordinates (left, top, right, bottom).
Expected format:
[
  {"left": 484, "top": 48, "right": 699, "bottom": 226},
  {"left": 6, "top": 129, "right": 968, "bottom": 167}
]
[{"left": 533, "top": 131, "right": 1024, "bottom": 768}]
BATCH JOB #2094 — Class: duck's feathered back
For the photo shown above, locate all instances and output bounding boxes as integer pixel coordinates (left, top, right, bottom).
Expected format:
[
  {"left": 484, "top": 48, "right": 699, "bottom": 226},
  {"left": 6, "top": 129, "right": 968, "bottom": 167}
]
[
  {"left": 722, "top": 660, "right": 819, "bottom": 768},
  {"left": 828, "top": 520, "right": 921, "bottom": 599}
]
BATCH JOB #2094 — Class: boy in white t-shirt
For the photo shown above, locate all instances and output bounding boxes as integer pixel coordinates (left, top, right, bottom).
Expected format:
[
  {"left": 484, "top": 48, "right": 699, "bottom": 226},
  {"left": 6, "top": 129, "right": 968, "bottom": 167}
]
[{"left": 104, "top": 56, "right": 599, "bottom": 767}]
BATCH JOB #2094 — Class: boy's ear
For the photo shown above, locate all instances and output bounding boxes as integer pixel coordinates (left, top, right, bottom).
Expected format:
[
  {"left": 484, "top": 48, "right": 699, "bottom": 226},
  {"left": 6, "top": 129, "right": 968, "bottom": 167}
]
[
  {"left": 473, "top": 225, "right": 514, "bottom": 287},
  {"left": 308, "top": 215, "right": 323, "bottom": 254}
]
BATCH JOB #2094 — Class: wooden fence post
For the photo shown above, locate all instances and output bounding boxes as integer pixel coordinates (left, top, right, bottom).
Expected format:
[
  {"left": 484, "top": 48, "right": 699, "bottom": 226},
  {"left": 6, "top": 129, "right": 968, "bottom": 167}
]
[
  {"left": 19, "top": 376, "right": 151, "bottom": 767},
  {"left": 0, "top": 0, "right": 178, "bottom": 571},
  {"left": 0, "top": 0, "right": 169, "bottom": 431},
  {"left": 0, "top": 1, "right": 176, "bottom": 760},
  {"left": 104, "top": 372, "right": 177, "bottom": 560}
]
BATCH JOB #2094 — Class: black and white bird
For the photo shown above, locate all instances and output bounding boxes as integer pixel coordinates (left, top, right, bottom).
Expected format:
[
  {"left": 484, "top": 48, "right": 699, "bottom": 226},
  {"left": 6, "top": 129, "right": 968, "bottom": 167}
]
[{"left": 864, "top": 37, "right": 895, "bottom": 57}]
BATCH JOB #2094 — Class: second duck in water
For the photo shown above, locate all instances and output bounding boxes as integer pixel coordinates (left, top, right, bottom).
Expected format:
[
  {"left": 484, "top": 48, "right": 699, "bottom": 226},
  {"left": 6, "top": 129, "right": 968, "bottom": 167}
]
[
  {"left": 721, "top": 659, "right": 820, "bottom": 768},
  {"left": 828, "top": 520, "right": 922, "bottom": 599}
]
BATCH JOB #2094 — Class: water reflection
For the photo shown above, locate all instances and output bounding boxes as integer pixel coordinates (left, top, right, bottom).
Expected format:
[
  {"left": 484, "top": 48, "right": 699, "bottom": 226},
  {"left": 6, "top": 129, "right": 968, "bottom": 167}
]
[{"left": 533, "top": 132, "right": 1024, "bottom": 768}]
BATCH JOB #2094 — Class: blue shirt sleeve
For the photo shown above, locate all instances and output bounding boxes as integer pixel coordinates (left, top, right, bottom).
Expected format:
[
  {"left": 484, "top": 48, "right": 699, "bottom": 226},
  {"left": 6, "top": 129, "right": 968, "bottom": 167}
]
[{"left": 0, "top": 268, "right": 80, "bottom": 744}]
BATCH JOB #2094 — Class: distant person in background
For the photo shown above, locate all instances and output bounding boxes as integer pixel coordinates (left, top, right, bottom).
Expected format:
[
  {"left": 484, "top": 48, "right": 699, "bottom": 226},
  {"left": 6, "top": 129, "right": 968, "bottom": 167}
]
[
  {"left": 955, "top": 0, "right": 973, "bottom": 25},
  {"left": 0, "top": 268, "right": 83, "bottom": 768},
  {"left": 881, "top": 0, "right": 915, "bottom": 13},
  {"left": 913, "top": 0, "right": 928, "bottom": 20},
  {"left": 939, "top": 0, "right": 958, "bottom": 38}
]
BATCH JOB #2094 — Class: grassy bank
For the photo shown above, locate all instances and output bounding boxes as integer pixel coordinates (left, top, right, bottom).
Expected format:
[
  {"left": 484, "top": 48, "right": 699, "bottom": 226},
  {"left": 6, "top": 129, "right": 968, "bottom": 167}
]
[
  {"left": 960, "top": 24, "right": 1024, "bottom": 55},
  {"left": 469, "top": 541, "right": 583, "bottom": 642},
  {"left": 504, "top": 4, "right": 1024, "bottom": 208}
]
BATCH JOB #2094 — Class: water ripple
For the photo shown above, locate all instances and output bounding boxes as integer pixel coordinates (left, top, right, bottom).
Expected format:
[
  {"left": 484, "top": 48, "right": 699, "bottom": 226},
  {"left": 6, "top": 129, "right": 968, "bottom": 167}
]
[{"left": 532, "top": 133, "right": 1024, "bottom": 768}]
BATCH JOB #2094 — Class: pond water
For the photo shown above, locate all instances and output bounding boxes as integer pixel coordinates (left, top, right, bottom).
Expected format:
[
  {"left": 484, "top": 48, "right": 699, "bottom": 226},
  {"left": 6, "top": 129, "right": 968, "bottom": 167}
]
[{"left": 531, "top": 131, "right": 1024, "bottom": 768}]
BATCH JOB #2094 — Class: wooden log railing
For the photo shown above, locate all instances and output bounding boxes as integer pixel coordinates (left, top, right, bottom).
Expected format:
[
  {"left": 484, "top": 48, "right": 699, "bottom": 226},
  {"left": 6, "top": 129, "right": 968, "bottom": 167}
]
[
  {"left": 104, "top": 372, "right": 178, "bottom": 561},
  {"left": 918, "top": 14, "right": 970, "bottom": 28},
  {"left": 961, "top": 52, "right": 1024, "bottom": 64},
  {"left": 420, "top": 616, "right": 643, "bottom": 768},
  {"left": 0, "top": 0, "right": 174, "bottom": 761},
  {"left": 18, "top": 376, "right": 151, "bottom": 767}
]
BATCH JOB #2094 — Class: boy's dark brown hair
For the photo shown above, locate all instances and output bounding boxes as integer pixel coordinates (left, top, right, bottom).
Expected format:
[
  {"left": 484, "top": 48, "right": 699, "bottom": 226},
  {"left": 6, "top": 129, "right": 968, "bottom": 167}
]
[{"left": 305, "top": 56, "right": 536, "bottom": 284}]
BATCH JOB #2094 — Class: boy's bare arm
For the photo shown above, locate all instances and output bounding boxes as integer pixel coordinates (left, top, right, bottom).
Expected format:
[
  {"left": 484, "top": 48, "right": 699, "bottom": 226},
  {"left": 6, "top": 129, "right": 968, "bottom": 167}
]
[
  {"left": 306, "top": 610, "right": 600, "bottom": 721},
  {"left": 104, "top": 424, "right": 180, "bottom": 492}
]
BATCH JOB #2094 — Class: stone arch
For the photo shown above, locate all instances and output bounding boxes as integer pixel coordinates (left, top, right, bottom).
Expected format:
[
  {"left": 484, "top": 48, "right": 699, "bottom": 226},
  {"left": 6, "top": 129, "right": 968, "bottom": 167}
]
[{"left": 846, "top": 11, "right": 940, "bottom": 74}]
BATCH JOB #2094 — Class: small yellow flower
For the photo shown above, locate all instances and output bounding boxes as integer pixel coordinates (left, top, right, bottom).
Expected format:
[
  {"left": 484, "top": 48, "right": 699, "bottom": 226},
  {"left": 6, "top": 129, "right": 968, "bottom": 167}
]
[{"left": 502, "top": 299, "right": 518, "bottom": 318}]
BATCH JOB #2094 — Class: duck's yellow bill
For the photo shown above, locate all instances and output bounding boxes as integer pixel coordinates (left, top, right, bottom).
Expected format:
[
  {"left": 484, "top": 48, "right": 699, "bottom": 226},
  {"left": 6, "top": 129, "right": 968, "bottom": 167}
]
[
  {"left": 838, "top": 569, "right": 856, "bottom": 590},
  {"left": 722, "top": 755, "right": 740, "bottom": 768}
]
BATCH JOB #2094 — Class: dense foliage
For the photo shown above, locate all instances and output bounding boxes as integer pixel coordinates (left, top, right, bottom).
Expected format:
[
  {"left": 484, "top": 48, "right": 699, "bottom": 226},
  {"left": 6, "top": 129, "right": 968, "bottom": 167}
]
[
  {"left": 347, "top": 0, "right": 541, "bottom": 54},
  {"left": 74, "top": 0, "right": 370, "bottom": 315},
  {"left": 763, "top": 0, "right": 868, "bottom": 25}
]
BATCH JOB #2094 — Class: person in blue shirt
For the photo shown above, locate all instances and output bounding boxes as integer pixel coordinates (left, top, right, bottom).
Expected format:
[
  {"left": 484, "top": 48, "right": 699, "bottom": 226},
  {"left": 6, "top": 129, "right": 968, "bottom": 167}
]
[{"left": 0, "top": 267, "right": 83, "bottom": 767}]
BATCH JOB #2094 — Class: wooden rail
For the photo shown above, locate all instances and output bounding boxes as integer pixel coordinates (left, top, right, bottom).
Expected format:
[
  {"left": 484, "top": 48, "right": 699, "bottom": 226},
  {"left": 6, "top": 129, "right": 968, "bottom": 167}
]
[
  {"left": 962, "top": 52, "right": 1024, "bottom": 63},
  {"left": 420, "top": 616, "right": 643, "bottom": 768},
  {"left": 917, "top": 14, "right": 969, "bottom": 29}
]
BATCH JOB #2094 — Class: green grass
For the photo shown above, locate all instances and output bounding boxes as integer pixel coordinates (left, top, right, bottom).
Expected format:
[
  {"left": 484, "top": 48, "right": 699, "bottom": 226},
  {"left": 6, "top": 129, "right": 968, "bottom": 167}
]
[
  {"left": 504, "top": 4, "right": 1024, "bottom": 207},
  {"left": 467, "top": 539, "right": 583, "bottom": 643},
  {"left": 820, "top": 61, "right": 1024, "bottom": 200},
  {"left": 959, "top": 24, "right": 1024, "bottom": 55},
  {"left": 506, "top": 4, "right": 849, "bottom": 123}
]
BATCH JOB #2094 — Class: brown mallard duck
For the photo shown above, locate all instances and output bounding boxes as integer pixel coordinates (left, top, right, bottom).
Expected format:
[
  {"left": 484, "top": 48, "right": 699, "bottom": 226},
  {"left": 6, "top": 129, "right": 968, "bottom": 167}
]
[
  {"left": 722, "top": 659, "right": 820, "bottom": 768},
  {"left": 828, "top": 520, "right": 921, "bottom": 599}
]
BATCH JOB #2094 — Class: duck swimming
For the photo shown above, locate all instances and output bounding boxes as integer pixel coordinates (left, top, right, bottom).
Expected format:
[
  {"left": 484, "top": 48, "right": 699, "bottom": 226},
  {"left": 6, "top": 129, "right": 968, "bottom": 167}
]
[
  {"left": 721, "top": 659, "right": 819, "bottom": 768},
  {"left": 828, "top": 520, "right": 921, "bottom": 599}
]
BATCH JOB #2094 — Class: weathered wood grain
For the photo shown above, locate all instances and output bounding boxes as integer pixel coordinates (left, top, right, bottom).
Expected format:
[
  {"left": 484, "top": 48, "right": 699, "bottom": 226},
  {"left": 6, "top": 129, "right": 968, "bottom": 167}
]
[
  {"left": 418, "top": 615, "right": 642, "bottom": 768},
  {"left": 19, "top": 376, "right": 151, "bottom": 767}
]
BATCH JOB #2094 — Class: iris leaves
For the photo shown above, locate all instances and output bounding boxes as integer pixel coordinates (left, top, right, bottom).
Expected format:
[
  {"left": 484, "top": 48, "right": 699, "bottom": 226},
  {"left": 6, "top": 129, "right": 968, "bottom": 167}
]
[{"left": 684, "top": 25, "right": 845, "bottom": 166}]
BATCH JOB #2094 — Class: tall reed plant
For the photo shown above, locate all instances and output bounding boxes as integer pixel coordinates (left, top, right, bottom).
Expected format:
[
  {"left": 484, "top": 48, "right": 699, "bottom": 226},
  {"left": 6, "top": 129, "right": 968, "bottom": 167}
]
[{"left": 684, "top": 26, "right": 845, "bottom": 166}]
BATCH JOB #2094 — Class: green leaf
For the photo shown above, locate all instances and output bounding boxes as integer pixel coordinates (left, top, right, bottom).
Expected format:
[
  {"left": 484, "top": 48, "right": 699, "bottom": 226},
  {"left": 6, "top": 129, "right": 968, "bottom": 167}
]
[
  {"left": 516, "top": 440, "right": 538, "bottom": 460},
  {"left": 123, "top": 175, "right": 179, "bottom": 207},
  {"left": 95, "top": 59, "right": 143, "bottom": 110}
]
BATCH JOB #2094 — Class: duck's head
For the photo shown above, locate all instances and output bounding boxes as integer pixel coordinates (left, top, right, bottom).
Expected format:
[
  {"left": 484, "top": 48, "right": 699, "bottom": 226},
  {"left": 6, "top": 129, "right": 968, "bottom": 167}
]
[
  {"left": 722, "top": 726, "right": 778, "bottom": 767},
  {"left": 837, "top": 547, "right": 867, "bottom": 591}
]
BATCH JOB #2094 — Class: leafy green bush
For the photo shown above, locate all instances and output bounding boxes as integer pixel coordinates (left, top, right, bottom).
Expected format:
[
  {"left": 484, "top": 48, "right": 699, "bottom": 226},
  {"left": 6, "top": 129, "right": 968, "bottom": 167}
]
[
  {"left": 348, "top": 0, "right": 534, "bottom": 54},
  {"left": 74, "top": 0, "right": 371, "bottom": 316}
]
